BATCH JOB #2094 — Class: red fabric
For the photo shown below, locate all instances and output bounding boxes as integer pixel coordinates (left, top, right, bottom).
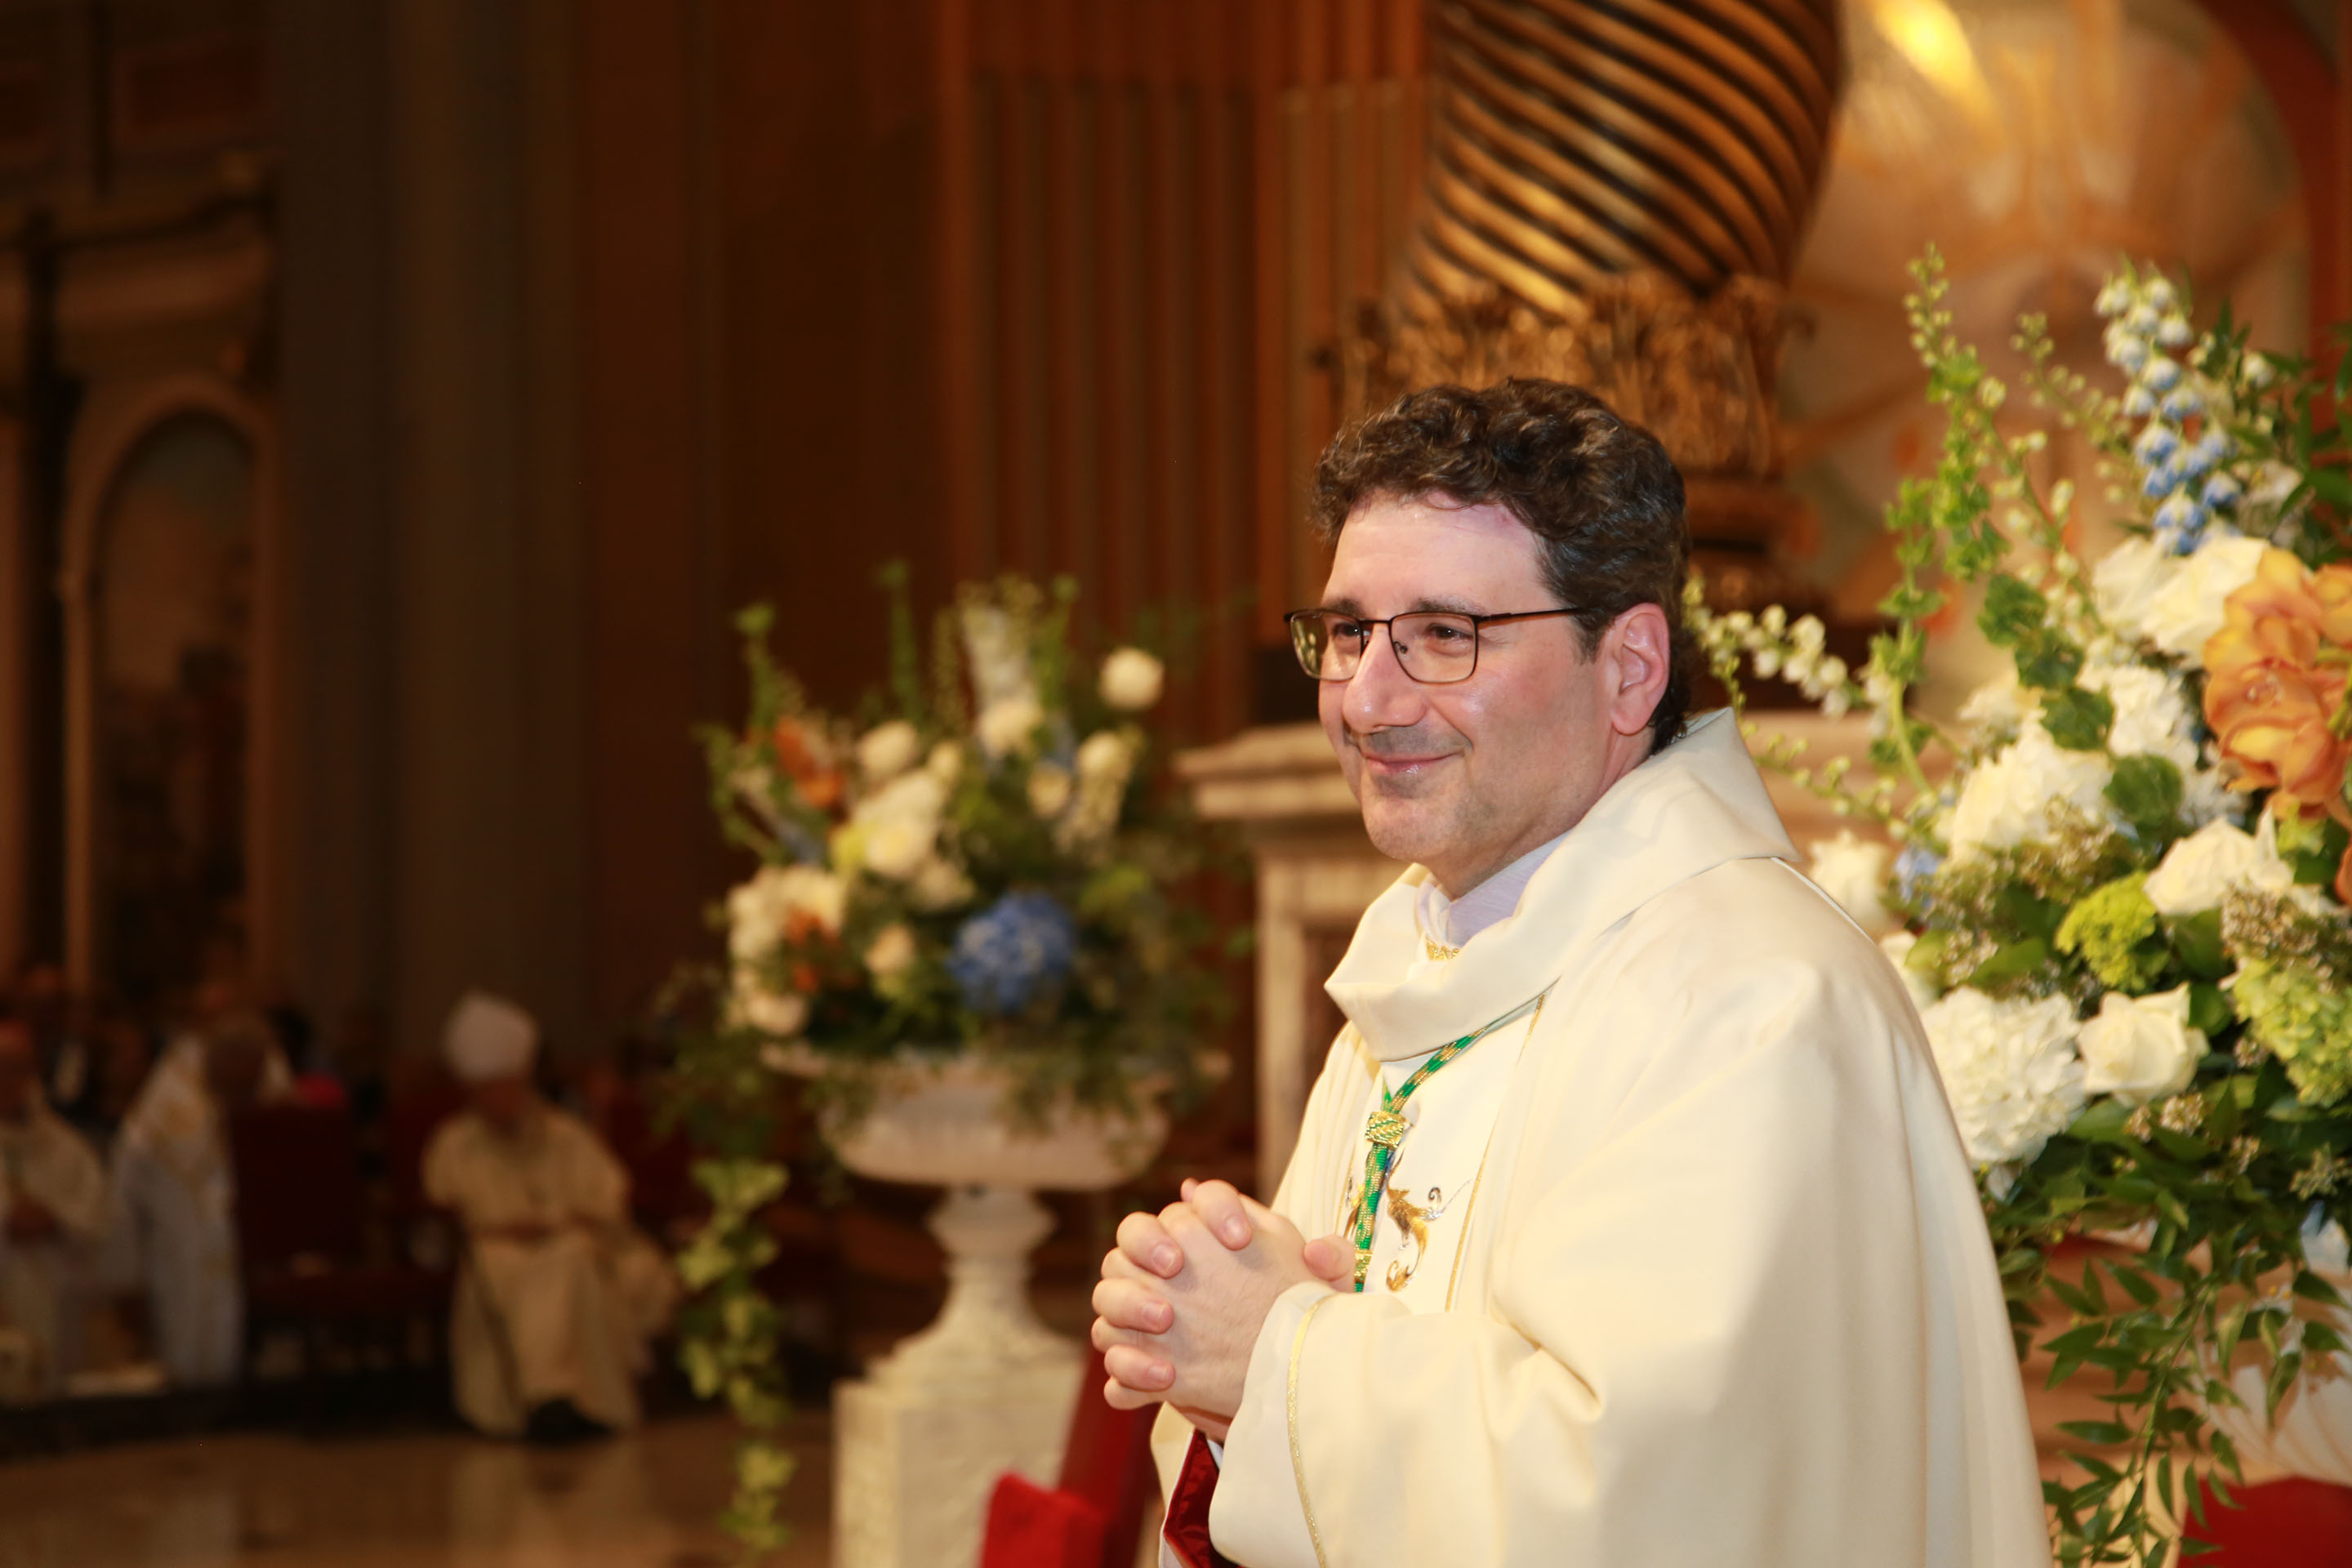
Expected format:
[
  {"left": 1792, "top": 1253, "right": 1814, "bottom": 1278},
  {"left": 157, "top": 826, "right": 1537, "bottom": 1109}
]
[
  {"left": 1057, "top": 1348, "right": 1162, "bottom": 1566},
  {"left": 292, "top": 1075, "right": 348, "bottom": 1111},
  {"left": 1161, "top": 1430, "right": 1236, "bottom": 1568},
  {"left": 2188, "top": 1477, "right": 2352, "bottom": 1565},
  {"left": 978, "top": 1472, "right": 1107, "bottom": 1568}
]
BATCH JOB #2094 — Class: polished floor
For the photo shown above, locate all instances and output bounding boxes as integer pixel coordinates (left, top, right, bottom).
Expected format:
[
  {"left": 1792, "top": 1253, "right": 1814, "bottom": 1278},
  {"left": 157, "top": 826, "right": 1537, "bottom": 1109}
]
[{"left": 0, "top": 1411, "right": 835, "bottom": 1568}]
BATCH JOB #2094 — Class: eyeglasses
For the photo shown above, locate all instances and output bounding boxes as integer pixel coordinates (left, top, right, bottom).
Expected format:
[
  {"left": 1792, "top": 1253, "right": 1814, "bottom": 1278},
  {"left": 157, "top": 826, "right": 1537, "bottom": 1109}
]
[{"left": 1284, "top": 606, "right": 1584, "bottom": 684}]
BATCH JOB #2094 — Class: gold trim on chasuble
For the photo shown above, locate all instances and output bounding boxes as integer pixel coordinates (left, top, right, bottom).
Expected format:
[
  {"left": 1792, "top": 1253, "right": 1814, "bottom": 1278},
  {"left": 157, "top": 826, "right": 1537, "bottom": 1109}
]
[{"left": 1286, "top": 1291, "right": 1343, "bottom": 1568}]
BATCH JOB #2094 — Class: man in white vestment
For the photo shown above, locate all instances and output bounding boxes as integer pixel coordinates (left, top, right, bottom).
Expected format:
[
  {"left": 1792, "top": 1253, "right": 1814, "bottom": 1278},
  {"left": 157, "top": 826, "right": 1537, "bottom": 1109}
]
[
  {"left": 0, "top": 1019, "right": 105, "bottom": 1398},
  {"left": 425, "top": 991, "right": 678, "bottom": 1442},
  {"left": 114, "top": 1006, "right": 290, "bottom": 1386},
  {"left": 1092, "top": 381, "right": 2048, "bottom": 1566}
]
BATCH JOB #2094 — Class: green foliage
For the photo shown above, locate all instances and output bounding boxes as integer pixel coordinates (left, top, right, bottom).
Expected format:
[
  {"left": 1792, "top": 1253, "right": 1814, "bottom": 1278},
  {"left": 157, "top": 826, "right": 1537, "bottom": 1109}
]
[{"left": 2106, "top": 756, "right": 2186, "bottom": 844}]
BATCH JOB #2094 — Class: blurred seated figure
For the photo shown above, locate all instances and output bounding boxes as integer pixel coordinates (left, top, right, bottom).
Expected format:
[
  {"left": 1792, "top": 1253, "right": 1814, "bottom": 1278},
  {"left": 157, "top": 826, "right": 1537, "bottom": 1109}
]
[
  {"left": 113, "top": 1005, "right": 291, "bottom": 1386},
  {"left": 425, "top": 992, "right": 679, "bottom": 1443},
  {"left": 0, "top": 1017, "right": 106, "bottom": 1398}
]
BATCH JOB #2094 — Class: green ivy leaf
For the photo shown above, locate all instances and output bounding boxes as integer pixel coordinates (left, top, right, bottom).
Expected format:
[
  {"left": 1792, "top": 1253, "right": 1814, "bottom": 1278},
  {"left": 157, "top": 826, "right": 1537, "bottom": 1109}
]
[
  {"left": 2041, "top": 685, "right": 2117, "bottom": 751},
  {"left": 1967, "top": 938, "right": 2050, "bottom": 987},
  {"left": 2106, "top": 754, "right": 2184, "bottom": 835}
]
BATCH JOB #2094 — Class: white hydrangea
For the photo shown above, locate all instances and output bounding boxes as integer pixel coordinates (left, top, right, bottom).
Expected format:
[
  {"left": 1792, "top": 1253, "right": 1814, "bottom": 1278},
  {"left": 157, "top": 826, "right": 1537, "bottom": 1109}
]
[
  {"left": 2077, "top": 660, "right": 2236, "bottom": 826},
  {"left": 2144, "top": 533, "right": 2266, "bottom": 661},
  {"left": 1806, "top": 830, "right": 1896, "bottom": 937},
  {"left": 2076, "top": 986, "right": 2204, "bottom": 1107},
  {"left": 1918, "top": 987, "right": 2085, "bottom": 1169},
  {"left": 729, "top": 969, "right": 808, "bottom": 1039},
  {"left": 1944, "top": 724, "right": 2116, "bottom": 862},
  {"left": 908, "top": 855, "right": 975, "bottom": 911},
  {"left": 1957, "top": 666, "right": 2033, "bottom": 737},
  {"left": 1027, "top": 762, "right": 1074, "bottom": 819}
]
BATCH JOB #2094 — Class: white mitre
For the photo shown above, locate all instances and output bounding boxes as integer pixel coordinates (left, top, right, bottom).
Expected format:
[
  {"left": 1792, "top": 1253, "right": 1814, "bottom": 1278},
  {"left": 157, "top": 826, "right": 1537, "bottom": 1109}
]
[{"left": 443, "top": 990, "right": 538, "bottom": 1083}]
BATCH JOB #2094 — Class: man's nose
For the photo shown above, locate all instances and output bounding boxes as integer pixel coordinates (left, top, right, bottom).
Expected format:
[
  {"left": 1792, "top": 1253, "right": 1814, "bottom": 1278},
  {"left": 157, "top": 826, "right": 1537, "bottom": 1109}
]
[{"left": 1343, "top": 630, "right": 1427, "bottom": 730}]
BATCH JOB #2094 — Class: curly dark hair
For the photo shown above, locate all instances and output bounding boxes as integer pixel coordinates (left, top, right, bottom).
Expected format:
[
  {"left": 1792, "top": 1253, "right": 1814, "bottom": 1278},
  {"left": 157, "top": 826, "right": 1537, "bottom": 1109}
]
[{"left": 1309, "top": 378, "right": 1696, "bottom": 751}]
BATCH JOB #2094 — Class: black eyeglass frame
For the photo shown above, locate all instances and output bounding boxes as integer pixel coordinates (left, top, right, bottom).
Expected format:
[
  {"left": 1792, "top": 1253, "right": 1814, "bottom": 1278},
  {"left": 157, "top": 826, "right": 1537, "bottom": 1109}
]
[{"left": 1282, "top": 605, "right": 1587, "bottom": 684}]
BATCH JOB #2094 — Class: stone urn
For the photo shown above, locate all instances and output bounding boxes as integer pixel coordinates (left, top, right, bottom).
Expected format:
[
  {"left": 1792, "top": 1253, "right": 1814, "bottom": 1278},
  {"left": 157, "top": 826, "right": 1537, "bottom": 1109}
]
[
  {"left": 819, "top": 1053, "right": 1168, "bottom": 1568},
  {"left": 2206, "top": 1218, "right": 2352, "bottom": 1487}
]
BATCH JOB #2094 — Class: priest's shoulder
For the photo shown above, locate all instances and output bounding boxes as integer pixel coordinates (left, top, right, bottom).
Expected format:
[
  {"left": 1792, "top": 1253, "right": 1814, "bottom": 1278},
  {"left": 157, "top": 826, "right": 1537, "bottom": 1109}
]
[{"left": 1613, "top": 854, "right": 1908, "bottom": 1015}]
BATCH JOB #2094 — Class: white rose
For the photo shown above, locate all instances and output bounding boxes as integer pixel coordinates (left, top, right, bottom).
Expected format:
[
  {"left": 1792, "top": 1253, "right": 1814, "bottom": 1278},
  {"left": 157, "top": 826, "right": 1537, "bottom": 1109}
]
[
  {"left": 1075, "top": 728, "right": 1134, "bottom": 785},
  {"left": 1098, "top": 647, "right": 1165, "bottom": 711},
  {"left": 976, "top": 696, "right": 1045, "bottom": 758},
  {"left": 857, "top": 768, "right": 947, "bottom": 828},
  {"left": 1944, "top": 724, "right": 2116, "bottom": 862},
  {"left": 1879, "top": 930, "right": 1939, "bottom": 1013},
  {"left": 1027, "top": 763, "right": 1074, "bottom": 819},
  {"left": 1918, "top": 987, "right": 2085, "bottom": 1169},
  {"left": 2144, "top": 812, "right": 2315, "bottom": 915},
  {"left": 1806, "top": 830, "right": 1896, "bottom": 937},
  {"left": 2076, "top": 986, "right": 2205, "bottom": 1107},
  {"left": 909, "top": 855, "right": 975, "bottom": 911},
  {"left": 863, "top": 922, "right": 918, "bottom": 981},
  {"left": 862, "top": 818, "right": 935, "bottom": 880},
  {"left": 725, "top": 864, "right": 847, "bottom": 958},
  {"left": 856, "top": 720, "right": 923, "bottom": 782},
  {"left": 731, "top": 972, "right": 808, "bottom": 1038},
  {"left": 2144, "top": 817, "right": 2267, "bottom": 915},
  {"left": 2092, "top": 536, "right": 2180, "bottom": 645},
  {"left": 2144, "top": 532, "right": 2265, "bottom": 661}
]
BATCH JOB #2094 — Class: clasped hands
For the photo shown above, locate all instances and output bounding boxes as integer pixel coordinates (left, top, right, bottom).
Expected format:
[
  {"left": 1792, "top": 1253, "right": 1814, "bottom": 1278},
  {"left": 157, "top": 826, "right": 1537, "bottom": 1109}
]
[{"left": 1091, "top": 1178, "right": 1352, "bottom": 1441}]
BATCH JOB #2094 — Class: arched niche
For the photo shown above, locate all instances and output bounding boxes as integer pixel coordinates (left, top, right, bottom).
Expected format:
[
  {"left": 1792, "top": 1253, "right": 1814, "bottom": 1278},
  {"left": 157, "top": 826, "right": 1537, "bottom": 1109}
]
[{"left": 59, "top": 376, "right": 278, "bottom": 1004}]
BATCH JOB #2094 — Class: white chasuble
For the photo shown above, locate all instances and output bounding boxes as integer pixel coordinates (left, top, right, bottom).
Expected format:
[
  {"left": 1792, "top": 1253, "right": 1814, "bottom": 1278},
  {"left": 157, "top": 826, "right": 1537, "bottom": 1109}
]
[
  {"left": 1155, "top": 710, "right": 2047, "bottom": 1568},
  {"left": 423, "top": 1107, "right": 679, "bottom": 1437},
  {"left": 0, "top": 1102, "right": 106, "bottom": 1395}
]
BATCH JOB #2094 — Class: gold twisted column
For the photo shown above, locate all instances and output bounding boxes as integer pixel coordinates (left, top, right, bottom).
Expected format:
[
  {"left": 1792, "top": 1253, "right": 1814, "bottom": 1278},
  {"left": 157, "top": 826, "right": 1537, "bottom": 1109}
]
[
  {"left": 1411, "top": 0, "right": 1840, "bottom": 309},
  {"left": 1343, "top": 0, "right": 1842, "bottom": 607}
]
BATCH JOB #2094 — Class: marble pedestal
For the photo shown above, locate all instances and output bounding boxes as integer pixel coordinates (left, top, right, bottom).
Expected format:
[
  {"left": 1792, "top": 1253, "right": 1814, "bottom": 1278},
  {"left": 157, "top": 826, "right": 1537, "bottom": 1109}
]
[
  {"left": 832, "top": 1185, "right": 1081, "bottom": 1568},
  {"left": 823, "top": 1063, "right": 1167, "bottom": 1568}
]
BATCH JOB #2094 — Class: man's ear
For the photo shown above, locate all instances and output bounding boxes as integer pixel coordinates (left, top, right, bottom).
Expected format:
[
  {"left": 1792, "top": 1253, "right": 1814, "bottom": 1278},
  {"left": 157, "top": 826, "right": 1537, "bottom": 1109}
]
[{"left": 1603, "top": 603, "right": 1672, "bottom": 738}]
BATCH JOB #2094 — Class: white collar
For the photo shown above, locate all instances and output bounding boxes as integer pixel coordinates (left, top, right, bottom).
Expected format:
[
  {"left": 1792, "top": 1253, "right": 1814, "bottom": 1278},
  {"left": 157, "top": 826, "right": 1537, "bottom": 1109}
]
[{"left": 1332, "top": 710, "right": 1797, "bottom": 1061}]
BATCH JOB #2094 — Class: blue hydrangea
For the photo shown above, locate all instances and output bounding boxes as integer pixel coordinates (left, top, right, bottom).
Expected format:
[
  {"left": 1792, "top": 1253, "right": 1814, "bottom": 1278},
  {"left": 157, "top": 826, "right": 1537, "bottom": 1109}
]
[
  {"left": 2202, "top": 472, "right": 2244, "bottom": 511},
  {"left": 1895, "top": 842, "right": 1943, "bottom": 909},
  {"left": 2140, "top": 462, "right": 2180, "bottom": 502},
  {"left": 2121, "top": 385, "right": 2156, "bottom": 418},
  {"left": 2140, "top": 355, "right": 2183, "bottom": 394},
  {"left": 2160, "top": 385, "right": 2204, "bottom": 421},
  {"left": 947, "top": 891, "right": 1079, "bottom": 1016},
  {"left": 2190, "top": 428, "right": 2234, "bottom": 472}
]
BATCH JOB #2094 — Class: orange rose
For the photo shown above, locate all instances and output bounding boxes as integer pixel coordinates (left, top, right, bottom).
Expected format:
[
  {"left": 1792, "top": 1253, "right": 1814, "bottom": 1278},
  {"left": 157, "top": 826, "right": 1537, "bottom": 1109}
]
[
  {"left": 2203, "top": 549, "right": 2352, "bottom": 819},
  {"left": 2204, "top": 656, "right": 2350, "bottom": 813},
  {"left": 770, "top": 716, "right": 843, "bottom": 810}
]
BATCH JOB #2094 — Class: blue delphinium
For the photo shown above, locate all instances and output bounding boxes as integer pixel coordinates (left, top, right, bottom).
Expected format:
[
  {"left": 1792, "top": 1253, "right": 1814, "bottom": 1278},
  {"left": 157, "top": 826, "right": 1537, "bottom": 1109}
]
[
  {"left": 1894, "top": 842, "right": 1943, "bottom": 910},
  {"left": 947, "top": 890, "right": 1079, "bottom": 1016}
]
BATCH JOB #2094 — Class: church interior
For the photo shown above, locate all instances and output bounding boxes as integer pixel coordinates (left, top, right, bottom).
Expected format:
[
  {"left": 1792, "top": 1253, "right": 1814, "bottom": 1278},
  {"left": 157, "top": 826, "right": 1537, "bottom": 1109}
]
[{"left": 0, "top": 0, "right": 2345, "bottom": 1564}]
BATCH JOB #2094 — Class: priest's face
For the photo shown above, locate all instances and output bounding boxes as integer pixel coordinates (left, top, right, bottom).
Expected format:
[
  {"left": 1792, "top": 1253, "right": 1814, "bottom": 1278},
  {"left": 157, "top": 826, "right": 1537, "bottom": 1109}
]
[{"left": 1316, "top": 495, "right": 1666, "bottom": 895}]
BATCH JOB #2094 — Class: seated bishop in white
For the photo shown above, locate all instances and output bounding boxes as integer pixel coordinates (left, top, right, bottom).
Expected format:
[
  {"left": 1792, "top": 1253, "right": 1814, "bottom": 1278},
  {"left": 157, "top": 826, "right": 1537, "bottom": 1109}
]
[
  {"left": 425, "top": 991, "right": 679, "bottom": 1441},
  {"left": 1094, "top": 381, "right": 2047, "bottom": 1568},
  {"left": 0, "top": 1018, "right": 106, "bottom": 1398}
]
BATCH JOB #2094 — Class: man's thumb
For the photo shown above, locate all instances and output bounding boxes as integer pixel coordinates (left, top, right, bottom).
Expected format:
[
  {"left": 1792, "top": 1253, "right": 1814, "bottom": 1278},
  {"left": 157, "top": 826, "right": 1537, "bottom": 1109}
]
[{"left": 1302, "top": 1232, "right": 1353, "bottom": 1285}]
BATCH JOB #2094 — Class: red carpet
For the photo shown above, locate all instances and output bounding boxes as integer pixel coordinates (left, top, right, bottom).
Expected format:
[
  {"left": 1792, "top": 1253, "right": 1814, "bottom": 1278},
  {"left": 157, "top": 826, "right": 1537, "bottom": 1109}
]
[{"left": 2189, "top": 1478, "right": 2352, "bottom": 1566}]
